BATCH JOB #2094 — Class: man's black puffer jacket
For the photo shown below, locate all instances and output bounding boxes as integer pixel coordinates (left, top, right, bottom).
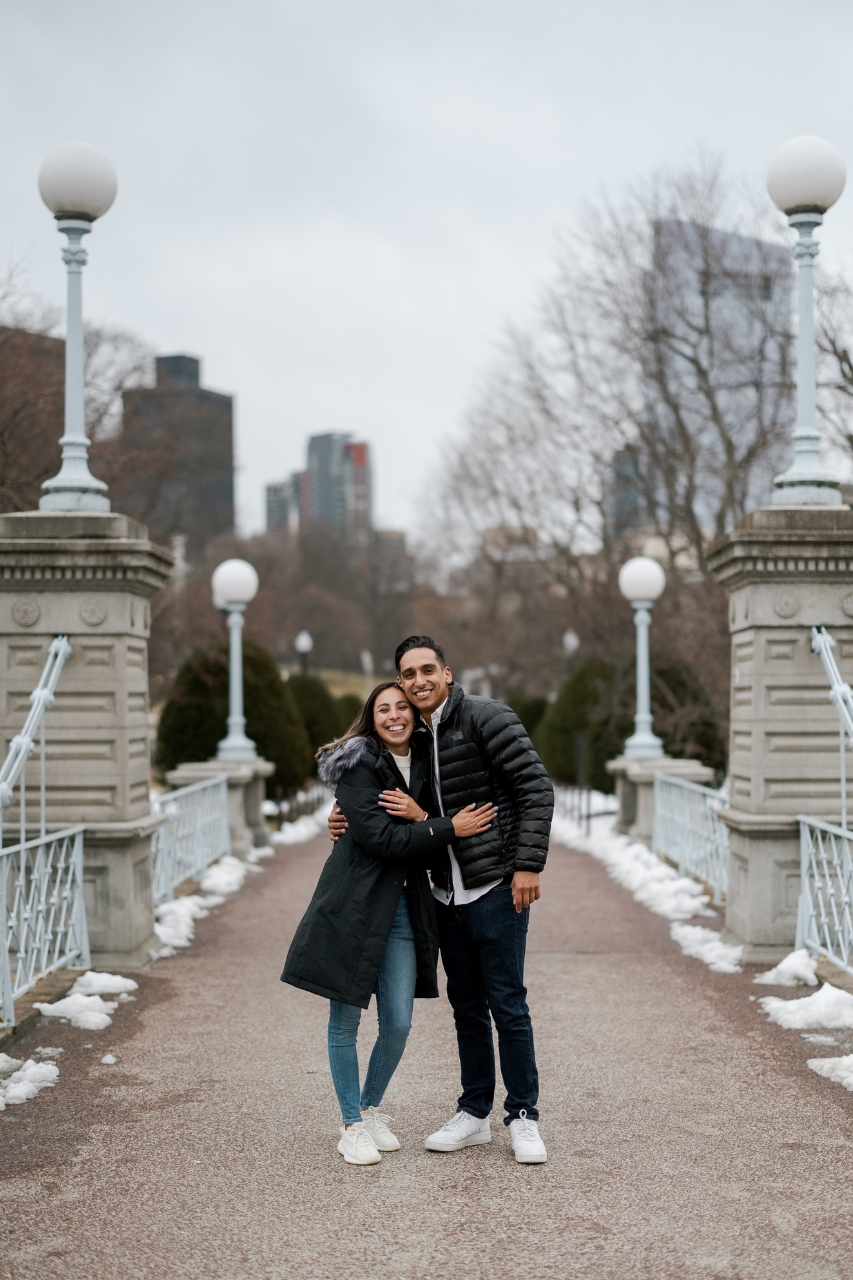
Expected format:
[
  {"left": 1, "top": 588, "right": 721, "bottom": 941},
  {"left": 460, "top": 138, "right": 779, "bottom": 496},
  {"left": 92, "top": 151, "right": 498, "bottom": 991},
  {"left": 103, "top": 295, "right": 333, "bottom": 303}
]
[{"left": 415, "top": 682, "right": 554, "bottom": 891}]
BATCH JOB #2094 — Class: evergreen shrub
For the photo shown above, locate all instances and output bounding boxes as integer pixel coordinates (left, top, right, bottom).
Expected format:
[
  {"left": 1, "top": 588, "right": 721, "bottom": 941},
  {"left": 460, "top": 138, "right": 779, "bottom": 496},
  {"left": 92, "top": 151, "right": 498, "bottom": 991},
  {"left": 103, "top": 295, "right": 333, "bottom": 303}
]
[
  {"left": 534, "top": 659, "right": 621, "bottom": 791},
  {"left": 287, "top": 673, "right": 341, "bottom": 765},
  {"left": 336, "top": 693, "right": 363, "bottom": 735},
  {"left": 155, "top": 639, "right": 313, "bottom": 795},
  {"left": 509, "top": 695, "right": 548, "bottom": 738}
]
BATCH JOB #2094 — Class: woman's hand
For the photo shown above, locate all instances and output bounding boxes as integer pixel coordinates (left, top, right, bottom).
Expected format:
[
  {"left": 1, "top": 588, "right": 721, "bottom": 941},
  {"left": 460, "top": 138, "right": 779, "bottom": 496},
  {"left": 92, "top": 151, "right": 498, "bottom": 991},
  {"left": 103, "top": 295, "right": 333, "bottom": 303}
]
[
  {"left": 452, "top": 802, "right": 497, "bottom": 838},
  {"left": 378, "top": 788, "right": 426, "bottom": 821}
]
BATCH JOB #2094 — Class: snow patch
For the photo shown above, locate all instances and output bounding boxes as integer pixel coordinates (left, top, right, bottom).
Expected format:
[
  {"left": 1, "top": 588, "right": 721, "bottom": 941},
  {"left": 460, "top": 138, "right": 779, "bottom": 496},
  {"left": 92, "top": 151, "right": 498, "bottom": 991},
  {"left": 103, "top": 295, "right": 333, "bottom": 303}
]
[
  {"left": 34, "top": 1046, "right": 63, "bottom": 1058},
  {"left": 759, "top": 982, "right": 853, "bottom": 1030},
  {"left": 33, "top": 992, "right": 117, "bottom": 1030},
  {"left": 0, "top": 1053, "right": 23, "bottom": 1073},
  {"left": 753, "top": 949, "right": 819, "bottom": 987},
  {"left": 199, "top": 855, "right": 261, "bottom": 895},
  {"left": 803, "top": 1033, "right": 838, "bottom": 1045},
  {"left": 551, "top": 810, "right": 713, "bottom": 921},
  {"left": 70, "top": 971, "right": 138, "bottom": 996},
  {"left": 246, "top": 845, "right": 274, "bottom": 864},
  {"left": 100, "top": 1054, "right": 117, "bottom": 1065},
  {"left": 0, "top": 1058, "right": 59, "bottom": 1107},
  {"left": 670, "top": 923, "right": 743, "bottom": 973},
  {"left": 153, "top": 893, "right": 225, "bottom": 949},
  {"left": 807, "top": 1054, "right": 853, "bottom": 1091},
  {"left": 271, "top": 800, "right": 334, "bottom": 847}
]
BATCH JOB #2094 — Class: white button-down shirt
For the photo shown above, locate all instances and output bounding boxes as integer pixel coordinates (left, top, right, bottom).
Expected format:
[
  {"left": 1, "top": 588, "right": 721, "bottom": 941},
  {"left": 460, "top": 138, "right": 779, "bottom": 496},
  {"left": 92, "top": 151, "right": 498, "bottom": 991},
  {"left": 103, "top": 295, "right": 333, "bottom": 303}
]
[{"left": 427, "top": 693, "right": 501, "bottom": 907}]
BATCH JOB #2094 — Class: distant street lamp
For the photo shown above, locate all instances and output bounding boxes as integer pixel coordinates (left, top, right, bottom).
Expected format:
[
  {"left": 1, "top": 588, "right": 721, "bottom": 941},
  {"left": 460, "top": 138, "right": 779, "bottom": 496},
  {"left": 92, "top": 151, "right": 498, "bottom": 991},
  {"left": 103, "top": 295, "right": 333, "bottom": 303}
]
[
  {"left": 619, "top": 556, "right": 666, "bottom": 759},
  {"left": 294, "top": 629, "right": 313, "bottom": 674},
  {"left": 212, "top": 559, "right": 259, "bottom": 761},
  {"left": 767, "top": 135, "right": 846, "bottom": 505},
  {"left": 37, "top": 142, "right": 118, "bottom": 512},
  {"left": 562, "top": 629, "right": 580, "bottom": 657}
]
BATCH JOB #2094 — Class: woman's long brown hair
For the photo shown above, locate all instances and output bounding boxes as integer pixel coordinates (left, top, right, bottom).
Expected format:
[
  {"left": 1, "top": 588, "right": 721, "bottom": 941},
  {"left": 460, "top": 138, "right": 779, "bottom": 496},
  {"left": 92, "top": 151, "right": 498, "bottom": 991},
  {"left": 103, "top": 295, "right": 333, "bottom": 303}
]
[{"left": 315, "top": 680, "right": 410, "bottom": 761}]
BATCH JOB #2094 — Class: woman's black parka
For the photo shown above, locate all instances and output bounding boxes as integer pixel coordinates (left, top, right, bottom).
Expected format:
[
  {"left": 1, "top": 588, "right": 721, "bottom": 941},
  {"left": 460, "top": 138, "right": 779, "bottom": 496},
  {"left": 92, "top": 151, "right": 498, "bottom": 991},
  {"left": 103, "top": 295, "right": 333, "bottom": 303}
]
[{"left": 280, "top": 734, "right": 455, "bottom": 1009}]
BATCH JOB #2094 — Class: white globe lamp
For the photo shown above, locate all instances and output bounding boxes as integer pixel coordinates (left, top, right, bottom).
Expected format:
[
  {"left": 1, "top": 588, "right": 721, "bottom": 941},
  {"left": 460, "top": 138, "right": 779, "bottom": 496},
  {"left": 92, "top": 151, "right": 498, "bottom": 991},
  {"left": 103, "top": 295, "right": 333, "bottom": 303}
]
[
  {"left": 295, "top": 629, "right": 313, "bottom": 673},
  {"left": 619, "top": 557, "right": 665, "bottom": 759},
  {"left": 766, "top": 136, "right": 846, "bottom": 505},
  {"left": 212, "top": 559, "right": 259, "bottom": 761},
  {"left": 38, "top": 142, "right": 118, "bottom": 513}
]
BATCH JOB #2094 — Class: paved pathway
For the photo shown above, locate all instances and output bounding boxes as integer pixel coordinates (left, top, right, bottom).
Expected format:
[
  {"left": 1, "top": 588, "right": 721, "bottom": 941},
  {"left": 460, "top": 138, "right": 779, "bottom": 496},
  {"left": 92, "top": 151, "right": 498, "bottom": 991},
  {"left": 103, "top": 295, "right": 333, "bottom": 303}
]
[{"left": 3, "top": 833, "right": 853, "bottom": 1279}]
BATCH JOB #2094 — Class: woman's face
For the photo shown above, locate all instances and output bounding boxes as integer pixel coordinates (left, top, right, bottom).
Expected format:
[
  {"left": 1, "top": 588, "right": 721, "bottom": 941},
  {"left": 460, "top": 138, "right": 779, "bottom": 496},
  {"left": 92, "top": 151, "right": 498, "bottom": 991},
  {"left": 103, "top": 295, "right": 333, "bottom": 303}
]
[{"left": 373, "top": 687, "right": 415, "bottom": 751}]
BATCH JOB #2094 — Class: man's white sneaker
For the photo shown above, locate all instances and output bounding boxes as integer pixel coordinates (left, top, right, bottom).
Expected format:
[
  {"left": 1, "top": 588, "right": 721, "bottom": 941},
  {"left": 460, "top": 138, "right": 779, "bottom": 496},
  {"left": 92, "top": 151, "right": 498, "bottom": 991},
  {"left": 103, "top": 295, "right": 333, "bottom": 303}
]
[
  {"left": 360, "top": 1107, "right": 400, "bottom": 1152},
  {"left": 424, "top": 1110, "right": 491, "bottom": 1152},
  {"left": 509, "top": 1110, "right": 546, "bottom": 1164},
  {"left": 337, "top": 1121, "right": 382, "bottom": 1165}
]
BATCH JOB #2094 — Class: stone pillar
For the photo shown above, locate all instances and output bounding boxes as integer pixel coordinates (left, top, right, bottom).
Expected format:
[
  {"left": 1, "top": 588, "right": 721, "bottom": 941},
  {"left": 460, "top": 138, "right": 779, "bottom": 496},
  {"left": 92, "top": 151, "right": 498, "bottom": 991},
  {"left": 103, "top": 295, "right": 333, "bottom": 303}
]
[
  {"left": 0, "top": 511, "right": 172, "bottom": 960},
  {"left": 606, "top": 755, "right": 714, "bottom": 845},
  {"left": 707, "top": 506, "right": 853, "bottom": 960},
  {"left": 165, "top": 759, "right": 275, "bottom": 856}
]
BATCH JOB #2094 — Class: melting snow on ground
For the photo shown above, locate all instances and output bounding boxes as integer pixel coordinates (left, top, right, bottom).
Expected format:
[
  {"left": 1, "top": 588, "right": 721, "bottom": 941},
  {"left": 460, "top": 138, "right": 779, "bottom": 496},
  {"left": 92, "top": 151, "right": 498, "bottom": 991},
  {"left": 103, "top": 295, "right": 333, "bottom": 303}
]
[
  {"left": 271, "top": 799, "right": 334, "bottom": 847},
  {"left": 669, "top": 923, "right": 743, "bottom": 973},
  {"left": 0, "top": 1055, "right": 59, "bottom": 1109},
  {"left": 807, "top": 1054, "right": 853, "bottom": 1090},
  {"left": 32, "top": 992, "right": 118, "bottom": 1030},
  {"left": 550, "top": 805, "right": 713, "bottom": 922},
  {"left": 200, "top": 855, "right": 262, "bottom": 895},
  {"left": 753, "top": 949, "right": 818, "bottom": 987},
  {"left": 759, "top": 982, "right": 853, "bottom": 1030},
  {"left": 70, "top": 971, "right": 138, "bottom": 996},
  {"left": 152, "top": 894, "right": 226, "bottom": 954}
]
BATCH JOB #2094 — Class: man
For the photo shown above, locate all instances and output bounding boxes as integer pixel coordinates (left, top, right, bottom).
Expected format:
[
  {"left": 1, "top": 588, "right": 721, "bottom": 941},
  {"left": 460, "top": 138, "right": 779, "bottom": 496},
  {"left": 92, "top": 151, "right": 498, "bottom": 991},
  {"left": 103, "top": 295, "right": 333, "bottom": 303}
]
[{"left": 329, "top": 635, "right": 553, "bottom": 1163}]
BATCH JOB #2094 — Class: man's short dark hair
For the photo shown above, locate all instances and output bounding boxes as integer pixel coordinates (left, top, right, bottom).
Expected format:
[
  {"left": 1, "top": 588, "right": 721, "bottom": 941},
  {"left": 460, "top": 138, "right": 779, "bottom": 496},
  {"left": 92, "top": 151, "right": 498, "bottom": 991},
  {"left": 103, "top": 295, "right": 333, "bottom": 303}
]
[{"left": 394, "top": 635, "right": 446, "bottom": 672}]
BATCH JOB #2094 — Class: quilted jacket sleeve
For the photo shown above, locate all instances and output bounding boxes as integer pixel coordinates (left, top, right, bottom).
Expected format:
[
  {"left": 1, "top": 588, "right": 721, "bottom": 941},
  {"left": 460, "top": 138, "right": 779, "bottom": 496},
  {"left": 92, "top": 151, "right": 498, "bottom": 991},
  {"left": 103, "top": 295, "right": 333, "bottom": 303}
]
[
  {"left": 336, "top": 761, "right": 455, "bottom": 863},
  {"left": 474, "top": 703, "right": 554, "bottom": 872}
]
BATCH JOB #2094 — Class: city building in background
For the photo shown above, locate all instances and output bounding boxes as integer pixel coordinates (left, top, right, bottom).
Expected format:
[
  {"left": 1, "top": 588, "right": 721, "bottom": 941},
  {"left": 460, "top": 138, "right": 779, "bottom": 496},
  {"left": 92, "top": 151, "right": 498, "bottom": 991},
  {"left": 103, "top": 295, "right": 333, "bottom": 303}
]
[
  {"left": 112, "top": 355, "right": 234, "bottom": 562},
  {"left": 266, "top": 432, "right": 372, "bottom": 546}
]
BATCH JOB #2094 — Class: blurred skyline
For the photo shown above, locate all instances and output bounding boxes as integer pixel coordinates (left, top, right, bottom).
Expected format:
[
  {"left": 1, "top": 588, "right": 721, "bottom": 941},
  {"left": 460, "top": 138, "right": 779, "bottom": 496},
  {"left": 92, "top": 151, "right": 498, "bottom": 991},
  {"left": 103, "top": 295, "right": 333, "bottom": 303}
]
[{"left": 2, "top": 0, "right": 853, "bottom": 536}]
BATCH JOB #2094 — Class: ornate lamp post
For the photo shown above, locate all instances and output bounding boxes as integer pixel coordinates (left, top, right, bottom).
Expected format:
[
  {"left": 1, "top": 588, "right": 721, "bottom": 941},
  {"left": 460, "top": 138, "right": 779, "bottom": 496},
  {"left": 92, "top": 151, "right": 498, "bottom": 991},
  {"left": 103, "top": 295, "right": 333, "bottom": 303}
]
[
  {"left": 212, "top": 559, "right": 259, "bottom": 761},
  {"left": 767, "top": 135, "right": 846, "bottom": 505},
  {"left": 37, "top": 142, "right": 118, "bottom": 512},
  {"left": 618, "top": 556, "right": 666, "bottom": 759},
  {"left": 294, "top": 629, "right": 313, "bottom": 674}
]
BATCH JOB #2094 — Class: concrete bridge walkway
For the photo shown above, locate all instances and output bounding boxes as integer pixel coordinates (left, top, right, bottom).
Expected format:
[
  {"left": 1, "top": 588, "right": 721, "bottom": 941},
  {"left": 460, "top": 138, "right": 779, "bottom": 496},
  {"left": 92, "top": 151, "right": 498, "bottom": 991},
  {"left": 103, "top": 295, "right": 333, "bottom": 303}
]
[{"left": 2, "top": 832, "right": 853, "bottom": 1280}]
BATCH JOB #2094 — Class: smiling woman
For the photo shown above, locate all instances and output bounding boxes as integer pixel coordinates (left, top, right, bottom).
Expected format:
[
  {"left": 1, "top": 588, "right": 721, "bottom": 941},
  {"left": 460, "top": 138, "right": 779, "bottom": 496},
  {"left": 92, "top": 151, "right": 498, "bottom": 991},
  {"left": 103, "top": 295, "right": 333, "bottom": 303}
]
[{"left": 281, "top": 678, "right": 495, "bottom": 1166}]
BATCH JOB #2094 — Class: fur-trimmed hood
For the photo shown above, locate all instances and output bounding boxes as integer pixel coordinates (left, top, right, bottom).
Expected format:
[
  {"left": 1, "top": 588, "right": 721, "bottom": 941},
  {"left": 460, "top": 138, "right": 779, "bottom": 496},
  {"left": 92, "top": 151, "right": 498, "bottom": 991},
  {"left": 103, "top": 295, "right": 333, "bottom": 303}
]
[{"left": 317, "top": 735, "right": 371, "bottom": 785}]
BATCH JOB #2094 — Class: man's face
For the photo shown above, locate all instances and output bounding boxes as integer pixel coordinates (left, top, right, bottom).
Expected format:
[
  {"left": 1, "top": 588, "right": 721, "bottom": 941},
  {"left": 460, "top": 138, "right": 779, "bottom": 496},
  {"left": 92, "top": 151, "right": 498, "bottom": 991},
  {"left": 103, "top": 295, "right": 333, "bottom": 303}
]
[{"left": 397, "top": 647, "right": 452, "bottom": 716}]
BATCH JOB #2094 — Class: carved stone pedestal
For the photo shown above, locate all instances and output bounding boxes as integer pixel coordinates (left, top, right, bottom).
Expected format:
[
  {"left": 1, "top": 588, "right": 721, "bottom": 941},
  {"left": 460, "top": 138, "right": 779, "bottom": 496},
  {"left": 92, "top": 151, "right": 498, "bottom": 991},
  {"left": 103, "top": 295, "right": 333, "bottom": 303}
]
[
  {"left": 708, "top": 505, "right": 853, "bottom": 960},
  {"left": 606, "top": 755, "right": 714, "bottom": 845},
  {"left": 0, "top": 511, "right": 173, "bottom": 955},
  {"left": 166, "top": 758, "right": 275, "bottom": 856}
]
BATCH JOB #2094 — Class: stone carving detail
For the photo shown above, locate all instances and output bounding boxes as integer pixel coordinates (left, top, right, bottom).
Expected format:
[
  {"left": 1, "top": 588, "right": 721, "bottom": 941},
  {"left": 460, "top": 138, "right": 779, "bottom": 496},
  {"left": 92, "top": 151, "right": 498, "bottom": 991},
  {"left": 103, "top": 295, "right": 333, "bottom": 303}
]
[
  {"left": 12, "top": 599, "right": 40, "bottom": 627},
  {"left": 80, "top": 600, "right": 107, "bottom": 627},
  {"left": 841, "top": 592, "right": 853, "bottom": 618},
  {"left": 773, "top": 591, "right": 801, "bottom": 619}
]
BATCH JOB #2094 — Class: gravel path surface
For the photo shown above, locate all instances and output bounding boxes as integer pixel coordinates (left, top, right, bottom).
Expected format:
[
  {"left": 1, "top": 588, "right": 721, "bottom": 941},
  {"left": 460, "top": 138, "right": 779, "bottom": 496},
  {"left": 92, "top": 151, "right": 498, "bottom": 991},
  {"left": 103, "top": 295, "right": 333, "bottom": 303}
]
[{"left": 2, "top": 831, "right": 853, "bottom": 1280}]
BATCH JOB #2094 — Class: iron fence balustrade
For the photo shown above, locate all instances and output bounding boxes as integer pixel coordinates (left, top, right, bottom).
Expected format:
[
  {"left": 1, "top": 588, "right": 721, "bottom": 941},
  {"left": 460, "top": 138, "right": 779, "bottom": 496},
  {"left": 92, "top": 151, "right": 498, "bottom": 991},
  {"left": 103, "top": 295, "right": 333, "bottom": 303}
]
[
  {"left": 809, "top": 625, "right": 853, "bottom": 827},
  {"left": 0, "top": 634, "right": 91, "bottom": 1026},
  {"left": 552, "top": 786, "right": 618, "bottom": 835},
  {"left": 1, "top": 826, "right": 89, "bottom": 1025},
  {"left": 796, "top": 816, "right": 853, "bottom": 978},
  {"left": 151, "top": 776, "right": 231, "bottom": 905},
  {"left": 652, "top": 774, "right": 729, "bottom": 904}
]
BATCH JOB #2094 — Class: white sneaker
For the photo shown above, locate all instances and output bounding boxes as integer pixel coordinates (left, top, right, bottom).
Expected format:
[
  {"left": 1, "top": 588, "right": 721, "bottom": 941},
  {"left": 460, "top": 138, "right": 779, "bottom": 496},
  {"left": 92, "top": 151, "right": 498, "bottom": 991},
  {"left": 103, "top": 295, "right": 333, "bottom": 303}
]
[
  {"left": 337, "top": 1121, "right": 382, "bottom": 1165},
  {"left": 424, "top": 1110, "right": 491, "bottom": 1152},
  {"left": 509, "top": 1110, "right": 546, "bottom": 1164},
  {"left": 361, "top": 1107, "right": 400, "bottom": 1152}
]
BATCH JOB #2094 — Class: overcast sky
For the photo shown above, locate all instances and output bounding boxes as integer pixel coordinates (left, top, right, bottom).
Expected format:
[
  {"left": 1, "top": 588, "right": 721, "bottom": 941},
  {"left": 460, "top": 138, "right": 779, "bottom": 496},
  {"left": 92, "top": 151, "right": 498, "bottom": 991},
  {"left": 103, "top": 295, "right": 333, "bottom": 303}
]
[{"left": 2, "top": 1, "right": 853, "bottom": 535}]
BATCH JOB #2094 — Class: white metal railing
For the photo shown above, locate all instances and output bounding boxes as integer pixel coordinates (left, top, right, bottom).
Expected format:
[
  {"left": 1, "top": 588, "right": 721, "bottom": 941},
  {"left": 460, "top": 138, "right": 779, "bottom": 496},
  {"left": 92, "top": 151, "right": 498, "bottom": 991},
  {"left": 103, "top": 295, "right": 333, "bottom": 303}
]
[
  {"left": 0, "top": 635, "right": 91, "bottom": 1026},
  {"left": 652, "top": 774, "right": 729, "bottom": 904},
  {"left": 552, "top": 785, "right": 618, "bottom": 835},
  {"left": 796, "top": 816, "right": 853, "bottom": 978},
  {"left": 151, "top": 775, "right": 231, "bottom": 904},
  {"left": 1, "top": 826, "right": 89, "bottom": 1025},
  {"left": 810, "top": 625, "right": 853, "bottom": 828}
]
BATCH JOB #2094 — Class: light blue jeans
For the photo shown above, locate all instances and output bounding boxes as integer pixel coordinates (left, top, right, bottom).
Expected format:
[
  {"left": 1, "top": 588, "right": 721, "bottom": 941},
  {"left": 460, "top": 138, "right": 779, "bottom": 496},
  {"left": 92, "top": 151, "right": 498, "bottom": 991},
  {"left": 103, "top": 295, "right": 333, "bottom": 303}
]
[{"left": 327, "top": 894, "right": 416, "bottom": 1124}]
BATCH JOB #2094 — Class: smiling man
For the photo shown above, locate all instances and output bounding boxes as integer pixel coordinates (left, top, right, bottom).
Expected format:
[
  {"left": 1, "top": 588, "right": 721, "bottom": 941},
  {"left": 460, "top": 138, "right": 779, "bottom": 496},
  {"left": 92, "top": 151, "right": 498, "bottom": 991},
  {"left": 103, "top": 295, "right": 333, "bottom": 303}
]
[{"left": 329, "top": 634, "right": 554, "bottom": 1163}]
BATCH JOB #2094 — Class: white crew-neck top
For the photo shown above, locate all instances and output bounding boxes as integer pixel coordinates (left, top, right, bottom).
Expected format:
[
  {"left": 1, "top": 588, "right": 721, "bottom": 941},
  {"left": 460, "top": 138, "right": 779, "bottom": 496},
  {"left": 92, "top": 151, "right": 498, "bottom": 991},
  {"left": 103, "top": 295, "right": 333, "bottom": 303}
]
[{"left": 394, "top": 751, "right": 412, "bottom": 787}]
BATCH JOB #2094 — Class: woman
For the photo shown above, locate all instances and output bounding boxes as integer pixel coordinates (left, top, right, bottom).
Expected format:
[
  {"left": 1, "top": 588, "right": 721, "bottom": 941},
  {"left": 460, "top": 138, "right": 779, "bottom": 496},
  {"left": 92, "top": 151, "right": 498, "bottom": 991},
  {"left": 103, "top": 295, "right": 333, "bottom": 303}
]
[{"left": 281, "top": 681, "right": 496, "bottom": 1166}]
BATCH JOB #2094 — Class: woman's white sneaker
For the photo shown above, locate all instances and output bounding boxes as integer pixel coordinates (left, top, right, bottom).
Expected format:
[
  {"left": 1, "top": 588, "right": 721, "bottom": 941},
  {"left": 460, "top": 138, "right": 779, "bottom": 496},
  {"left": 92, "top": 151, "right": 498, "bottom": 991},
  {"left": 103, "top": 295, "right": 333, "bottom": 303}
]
[
  {"left": 424, "top": 1110, "right": 491, "bottom": 1151},
  {"left": 509, "top": 1110, "right": 546, "bottom": 1163},
  {"left": 337, "top": 1121, "right": 382, "bottom": 1165},
  {"left": 360, "top": 1107, "right": 400, "bottom": 1151}
]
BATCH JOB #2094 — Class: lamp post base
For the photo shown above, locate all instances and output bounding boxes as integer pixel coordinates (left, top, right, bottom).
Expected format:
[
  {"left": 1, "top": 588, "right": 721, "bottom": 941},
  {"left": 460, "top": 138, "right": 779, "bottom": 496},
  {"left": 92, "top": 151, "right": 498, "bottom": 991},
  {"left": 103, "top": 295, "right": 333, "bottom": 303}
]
[
  {"left": 39, "top": 489, "right": 111, "bottom": 513},
  {"left": 216, "top": 734, "right": 258, "bottom": 763}
]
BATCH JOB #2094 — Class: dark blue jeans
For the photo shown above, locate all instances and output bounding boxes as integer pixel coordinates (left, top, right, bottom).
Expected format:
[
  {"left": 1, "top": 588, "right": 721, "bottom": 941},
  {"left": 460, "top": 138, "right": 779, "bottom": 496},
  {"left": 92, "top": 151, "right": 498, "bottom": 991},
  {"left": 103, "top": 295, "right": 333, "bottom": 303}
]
[{"left": 436, "top": 884, "right": 539, "bottom": 1125}]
